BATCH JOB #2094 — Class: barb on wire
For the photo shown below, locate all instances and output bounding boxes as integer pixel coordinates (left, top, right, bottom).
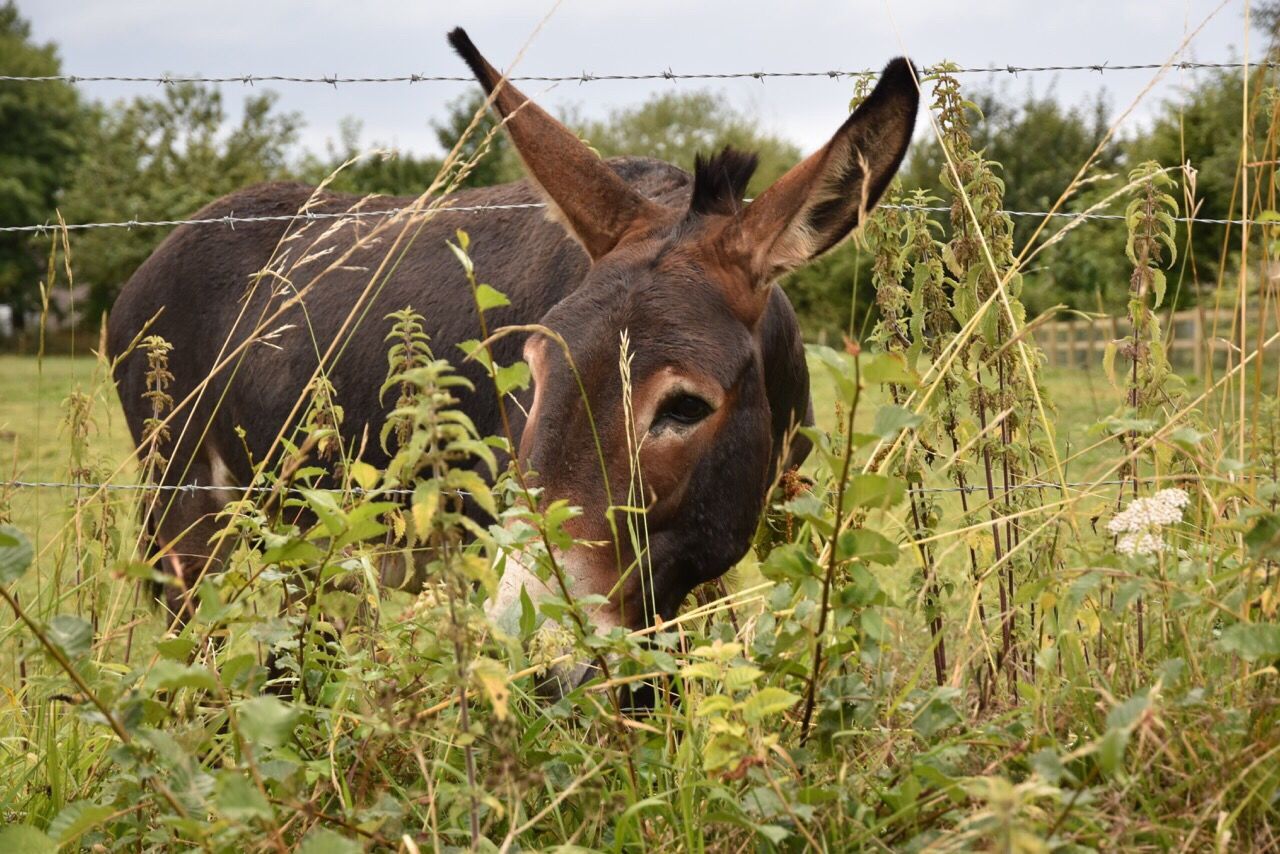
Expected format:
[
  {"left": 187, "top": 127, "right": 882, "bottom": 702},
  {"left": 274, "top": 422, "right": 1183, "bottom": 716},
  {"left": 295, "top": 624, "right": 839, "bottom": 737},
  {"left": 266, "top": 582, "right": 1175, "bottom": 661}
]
[
  {"left": 0, "top": 60, "right": 1275, "bottom": 87},
  {"left": 0, "top": 200, "right": 1264, "bottom": 237}
]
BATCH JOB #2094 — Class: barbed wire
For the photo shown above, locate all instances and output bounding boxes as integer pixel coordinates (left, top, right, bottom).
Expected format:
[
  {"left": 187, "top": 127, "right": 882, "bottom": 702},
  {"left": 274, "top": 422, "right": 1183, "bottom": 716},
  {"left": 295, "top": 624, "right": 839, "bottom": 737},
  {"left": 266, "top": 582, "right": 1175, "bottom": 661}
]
[
  {"left": 0, "top": 476, "right": 1173, "bottom": 500},
  {"left": 0, "top": 200, "right": 1263, "bottom": 237},
  {"left": 0, "top": 479, "right": 420, "bottom": 497},
  {"left": 0, "top": 60, "right": 1275, "bottom": 87}
]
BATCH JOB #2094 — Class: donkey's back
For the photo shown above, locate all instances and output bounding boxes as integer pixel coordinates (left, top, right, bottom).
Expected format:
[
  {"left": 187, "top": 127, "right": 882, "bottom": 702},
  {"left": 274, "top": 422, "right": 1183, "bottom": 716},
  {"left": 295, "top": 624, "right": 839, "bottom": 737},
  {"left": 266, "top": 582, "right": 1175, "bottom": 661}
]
[{"left": 109, "top": 157, "right": 697, "bottom": 480}]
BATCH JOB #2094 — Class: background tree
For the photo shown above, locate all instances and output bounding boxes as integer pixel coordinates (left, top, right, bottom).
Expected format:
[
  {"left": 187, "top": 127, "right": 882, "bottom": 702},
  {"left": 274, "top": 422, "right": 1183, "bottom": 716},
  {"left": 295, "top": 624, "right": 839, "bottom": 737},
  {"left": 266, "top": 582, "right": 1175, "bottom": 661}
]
[
  {"left": 62, "top": 83, "right": 301, "bottom": 318},
  {"left": 901, "top": 86, "right": 1124, "bottom": 315},
  {"left": 581, "top": 90, "right": 802, "bottom": 195},
  {"left": 0, "top": 1, "right": 84, "bottom": 329},
  {"left": 298, "top": 117, "right": 444, "bottom": 197},
  {"left": 299, "top": 93, "right": 518, "bottom": 198}
]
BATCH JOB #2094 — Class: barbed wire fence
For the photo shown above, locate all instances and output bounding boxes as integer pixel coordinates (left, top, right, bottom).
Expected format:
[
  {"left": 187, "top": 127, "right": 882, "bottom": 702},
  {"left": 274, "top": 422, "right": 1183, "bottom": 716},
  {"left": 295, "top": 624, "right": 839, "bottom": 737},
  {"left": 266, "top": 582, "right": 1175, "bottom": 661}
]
[
  {"left": 0, "top": 59, "right": 1274, "bottom": 86},
  {"left": 1, "top": 56, "right": 1270, "bottom": 503}
]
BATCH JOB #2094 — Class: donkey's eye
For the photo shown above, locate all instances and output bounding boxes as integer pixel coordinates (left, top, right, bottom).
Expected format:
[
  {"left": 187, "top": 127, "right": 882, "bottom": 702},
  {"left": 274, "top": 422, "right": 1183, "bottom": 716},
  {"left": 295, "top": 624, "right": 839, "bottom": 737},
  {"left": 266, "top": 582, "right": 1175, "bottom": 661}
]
[{"left": 654, "top": 393, "right": 714, "bottom": 430}]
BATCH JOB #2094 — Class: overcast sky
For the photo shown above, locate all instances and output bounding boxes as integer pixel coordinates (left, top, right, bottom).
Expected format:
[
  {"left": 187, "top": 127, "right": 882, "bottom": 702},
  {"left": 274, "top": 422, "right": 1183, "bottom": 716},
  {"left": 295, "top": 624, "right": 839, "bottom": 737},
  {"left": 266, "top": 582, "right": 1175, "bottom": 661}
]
[{"left": 19, "top": 1, "right": 1257, "bottom": 160}]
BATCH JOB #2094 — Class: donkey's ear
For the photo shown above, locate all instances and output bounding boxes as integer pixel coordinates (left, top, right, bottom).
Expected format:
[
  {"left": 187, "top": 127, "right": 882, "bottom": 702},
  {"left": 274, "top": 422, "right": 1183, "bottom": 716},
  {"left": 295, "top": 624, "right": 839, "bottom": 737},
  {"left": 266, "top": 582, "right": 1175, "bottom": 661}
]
[
  {"left": 731, "top": 58, "right": 918, "bottom": 283},
  {"left": 448, "top": 28, "right": 661, "bottom": 260}
]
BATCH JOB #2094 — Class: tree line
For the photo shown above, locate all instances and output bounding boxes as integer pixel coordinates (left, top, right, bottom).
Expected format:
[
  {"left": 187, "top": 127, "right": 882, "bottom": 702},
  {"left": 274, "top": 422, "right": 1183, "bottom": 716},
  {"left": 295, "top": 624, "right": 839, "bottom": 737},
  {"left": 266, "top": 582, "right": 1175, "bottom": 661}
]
[{"left": 1, "top": 1, "right": 1273, "bottom": 341}]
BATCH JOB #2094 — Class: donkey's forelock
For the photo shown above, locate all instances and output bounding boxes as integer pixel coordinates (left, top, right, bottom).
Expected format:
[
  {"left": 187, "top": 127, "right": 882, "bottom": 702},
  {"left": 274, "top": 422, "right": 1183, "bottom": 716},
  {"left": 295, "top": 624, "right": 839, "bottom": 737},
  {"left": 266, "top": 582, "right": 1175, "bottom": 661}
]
[{"left": 688, "top": 147, "right": 759, "bottom": 218}]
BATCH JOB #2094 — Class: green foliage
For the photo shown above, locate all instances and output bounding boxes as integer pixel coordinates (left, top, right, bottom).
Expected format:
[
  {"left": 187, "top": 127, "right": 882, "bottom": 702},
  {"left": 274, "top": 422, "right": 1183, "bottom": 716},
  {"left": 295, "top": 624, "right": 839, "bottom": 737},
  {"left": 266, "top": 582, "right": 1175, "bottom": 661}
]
[
  {"left": 297, "top": 117, "right": 444, "bottom": 197},
  {"left": 581, "top": 89, "right": 801, "bottom": 195},
  {"left": 10, "top": 29, "right": 1280, "bottom": 854},
  {"left": 60, "top": 82, "right": 301, "bottom": 318},
  {"left": 0, "top": 2, "right": 84, "bottom": 326}
]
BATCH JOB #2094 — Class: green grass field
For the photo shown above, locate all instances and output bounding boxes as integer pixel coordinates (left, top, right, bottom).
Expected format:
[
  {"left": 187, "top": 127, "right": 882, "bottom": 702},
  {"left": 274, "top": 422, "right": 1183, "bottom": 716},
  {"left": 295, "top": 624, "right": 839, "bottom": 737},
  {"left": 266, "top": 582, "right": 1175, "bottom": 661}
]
[{"left": 2, "top": 338, "right": 1277, "bottom": 851}]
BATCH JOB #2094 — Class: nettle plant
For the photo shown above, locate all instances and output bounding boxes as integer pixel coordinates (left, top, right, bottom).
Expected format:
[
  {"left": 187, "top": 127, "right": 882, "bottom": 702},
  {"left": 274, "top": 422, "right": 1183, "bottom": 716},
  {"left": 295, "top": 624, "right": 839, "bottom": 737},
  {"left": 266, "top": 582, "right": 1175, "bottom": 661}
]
[{"left": 7, "top": 65, "right": 1280, "bottom": 852}]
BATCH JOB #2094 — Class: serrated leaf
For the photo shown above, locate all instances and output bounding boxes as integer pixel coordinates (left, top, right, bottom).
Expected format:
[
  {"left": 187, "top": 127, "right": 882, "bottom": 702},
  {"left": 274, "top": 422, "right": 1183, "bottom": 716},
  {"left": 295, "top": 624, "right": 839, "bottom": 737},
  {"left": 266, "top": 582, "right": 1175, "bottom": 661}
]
[
  {"left": 836, "top": 528, "right": 900, "bottom": 565},
  {"left": 724, "top": 664, "right": 763, "bottom": 691},
  {"left": 872, "top": 404, "right": 922, "bottom": 439},
  {"left": 472, "top": 656, "right": 511, "bottom": 720},
  {"left": 215, "top": 771, "right": 272, "bottom": 821},
  {"left": 862, "top": 351, "right": 918, "bottom": 386},
  {"left": 474, "top": 283, "right": 511, "bottom": 311},
  {"left": 147, "top": 661, "right": 218, "bottom": 693},
  {"left": 48, "top": 801, "right": 113, "bottom": 846},
  {"left": 348, "top": 461, "right": 379, "bottom": 491},
  {"left": 1151, "top": 268, "right": 1167, "bottom": 308},
  {"left": 741, "top": 687, "right": 799, "bottom": 722},
  {"left": 1219, "top": 623, "right": 1280, "bottom": 661},
  {"left": 0, "top": 827, "right": 55, "bottom": 853},
  {"left": 847, "top": 474, "right": 906, "bottom": 510},
  {"left": 237, "top": 696, "right": 299, "bottom": 750},
  {"left": 261, "top": 538, "right": 325, "bottom": 566},
  {"left": 0, "top": 524, "right": 34, "bottom": 585},
  {"left": 46, "top": 615, "right": 93, "bottom": 660},
  {"left": 155, "top": 636, "right": 197, "bottom": 661},
  {"left": 494, "top": 360, "right": 531, "bottom": 395},
  {"left": 680, "top": 661, "right": 721, "bottom": 681},
  {"left": 298, "top": 827, "right": 362, "bottom": 854},
  {"left": 703, "top": 733, "right": 749, "bottom": 771},
  {"left": 694, "top": 693, "right": 735, "bottom": 716}
]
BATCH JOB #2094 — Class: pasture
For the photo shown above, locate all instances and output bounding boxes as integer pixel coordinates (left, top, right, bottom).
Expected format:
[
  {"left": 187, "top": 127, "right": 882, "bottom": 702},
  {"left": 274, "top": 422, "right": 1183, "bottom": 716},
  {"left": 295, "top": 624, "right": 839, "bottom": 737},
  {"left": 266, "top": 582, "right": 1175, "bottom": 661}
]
[{"left": 2, "top": 11, "right": 1280, "bottom": 854}]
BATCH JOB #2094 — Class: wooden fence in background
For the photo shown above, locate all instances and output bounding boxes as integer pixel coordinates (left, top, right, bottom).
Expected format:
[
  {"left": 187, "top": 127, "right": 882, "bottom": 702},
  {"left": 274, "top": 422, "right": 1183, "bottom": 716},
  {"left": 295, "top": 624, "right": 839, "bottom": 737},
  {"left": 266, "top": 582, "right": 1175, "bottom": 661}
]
[{"left": 1033, "top": 302, "right": 1280, "bottom": 372}]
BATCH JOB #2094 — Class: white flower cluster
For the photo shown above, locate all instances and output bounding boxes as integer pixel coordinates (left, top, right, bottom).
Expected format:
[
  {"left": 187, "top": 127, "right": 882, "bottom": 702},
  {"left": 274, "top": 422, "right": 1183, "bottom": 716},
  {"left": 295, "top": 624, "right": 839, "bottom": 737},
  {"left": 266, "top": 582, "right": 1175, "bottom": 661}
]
[{"left": 1108, "top": 488, "right": 1189, "bottom": 556}]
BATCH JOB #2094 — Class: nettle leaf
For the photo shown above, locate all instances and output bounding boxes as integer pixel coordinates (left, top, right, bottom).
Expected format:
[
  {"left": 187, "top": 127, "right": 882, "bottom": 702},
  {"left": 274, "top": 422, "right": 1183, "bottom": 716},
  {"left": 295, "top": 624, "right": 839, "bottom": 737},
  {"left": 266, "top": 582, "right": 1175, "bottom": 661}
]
[
  {"left": 0, "top": 524, "right": 34, "bottom": 585},
  {"left": 298, "top": 827, "right": 362, "bottom": 854},
  {"left": 457, "top": 338, "right": 492, "bottom": 372},
  {"left": 1219, "top": 623, "right": 1280, "bottom": 661},
  {"left": 474, "top": 283, "right": 511, "bottom": 311},
  {"left": 494, "top": 360, "right": 531, "bottom": 395},
  {"left": 48, "top": 801, "right": 113, "bottom": 846},
  {"left": 806, "top": 344, "right": 857, "bottom": 402},
  {"left": 1170, "top": 426, "right": 1208, "bottom": 452},
  {"left": 862, "top": 351, "right": 919, "bottom": 386},
  {"left": 237, "top": 696, "right": 300, "bottom": 750},
  {"left": 348, "top": 460, "right": 380, "bottom": 491},
  {"left": 1151, "top": 268, "right": 1167, "bottom": 309},
  {"left": 260, "top": 538, "right": 326, "bottom": 566},
  {"left": 1245, "top": 512, "right": 1280, "bottom": 561},
  {"left": 836, "top": 528, "right": 900, "bottom": 565},
  {"left": 724, "top": 664, "right": 764, "bottom": 691},
  {"left": 147, "top": 661, "right": 218, "bottom": 693},
  {"left": 46, "top": 615, "right": 93, "bottom": 660},
  {"left": 741, "top": 687, "right": 800, "bottom": 723},
  {"left": 215, "top": 771, "right": 272, "bottom": 821},
  {"left": 872, "top": 404, "right": 922, "bottom": 439},
  {"left": 0, "top": 827, "right": 55, "bottom": 854},
  {"left": 846, "top": 474, "right": 906, "bottom": 511},
  {"left": 912, "top": 688, "right": 962, "bottom": 739}
]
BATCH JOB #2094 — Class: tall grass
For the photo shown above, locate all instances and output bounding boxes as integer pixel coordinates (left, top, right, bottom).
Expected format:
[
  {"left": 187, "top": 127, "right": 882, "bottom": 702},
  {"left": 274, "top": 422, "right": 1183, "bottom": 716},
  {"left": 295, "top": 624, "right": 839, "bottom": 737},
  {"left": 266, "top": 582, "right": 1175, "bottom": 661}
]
[{"left": 2, "top": 51, "right": 1280, "bottom": 854}]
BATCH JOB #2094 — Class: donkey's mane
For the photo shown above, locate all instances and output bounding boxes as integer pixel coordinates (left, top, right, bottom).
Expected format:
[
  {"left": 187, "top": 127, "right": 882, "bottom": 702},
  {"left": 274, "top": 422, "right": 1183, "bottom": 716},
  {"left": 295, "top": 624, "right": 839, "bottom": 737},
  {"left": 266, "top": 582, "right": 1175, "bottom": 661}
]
[{"left": 689, "top": 147, "right": 758, "bottom": 218}]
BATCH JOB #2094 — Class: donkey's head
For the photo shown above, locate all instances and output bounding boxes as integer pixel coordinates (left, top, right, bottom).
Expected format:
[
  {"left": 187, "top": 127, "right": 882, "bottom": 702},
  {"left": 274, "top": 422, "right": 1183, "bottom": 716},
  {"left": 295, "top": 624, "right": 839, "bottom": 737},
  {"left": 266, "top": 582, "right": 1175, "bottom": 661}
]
[{"left": 450, "top": 30, "right": 917, "bottom": 664}]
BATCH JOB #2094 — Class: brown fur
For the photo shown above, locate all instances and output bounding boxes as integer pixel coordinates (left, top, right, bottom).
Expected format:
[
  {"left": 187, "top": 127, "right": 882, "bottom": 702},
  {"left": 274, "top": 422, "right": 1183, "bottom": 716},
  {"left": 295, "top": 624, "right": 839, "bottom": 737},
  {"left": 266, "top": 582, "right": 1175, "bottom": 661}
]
[{"left": 108, "top": 28, "right": 919, "bottom": 629}]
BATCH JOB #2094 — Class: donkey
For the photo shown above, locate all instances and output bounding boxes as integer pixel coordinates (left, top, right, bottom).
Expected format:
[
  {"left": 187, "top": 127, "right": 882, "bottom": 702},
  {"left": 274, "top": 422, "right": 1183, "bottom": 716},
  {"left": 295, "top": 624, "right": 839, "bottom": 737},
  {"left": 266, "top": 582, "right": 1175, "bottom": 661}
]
[{"left": 107, "top": 28, "right": 918, "bottom": 675}]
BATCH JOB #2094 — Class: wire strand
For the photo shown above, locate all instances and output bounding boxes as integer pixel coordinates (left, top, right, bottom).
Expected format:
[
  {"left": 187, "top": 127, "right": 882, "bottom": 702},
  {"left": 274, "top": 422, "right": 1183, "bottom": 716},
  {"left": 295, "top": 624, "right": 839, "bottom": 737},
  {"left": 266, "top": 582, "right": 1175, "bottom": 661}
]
[
  {"left": 0, "top": 60, "right": 1274, "bottom": 87},
  {"left": 0, "top": 200, "right": 1263, "bottom": 237},
  {"left": 0, "top": 476, "right": 1178, "bottom": 499}
]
